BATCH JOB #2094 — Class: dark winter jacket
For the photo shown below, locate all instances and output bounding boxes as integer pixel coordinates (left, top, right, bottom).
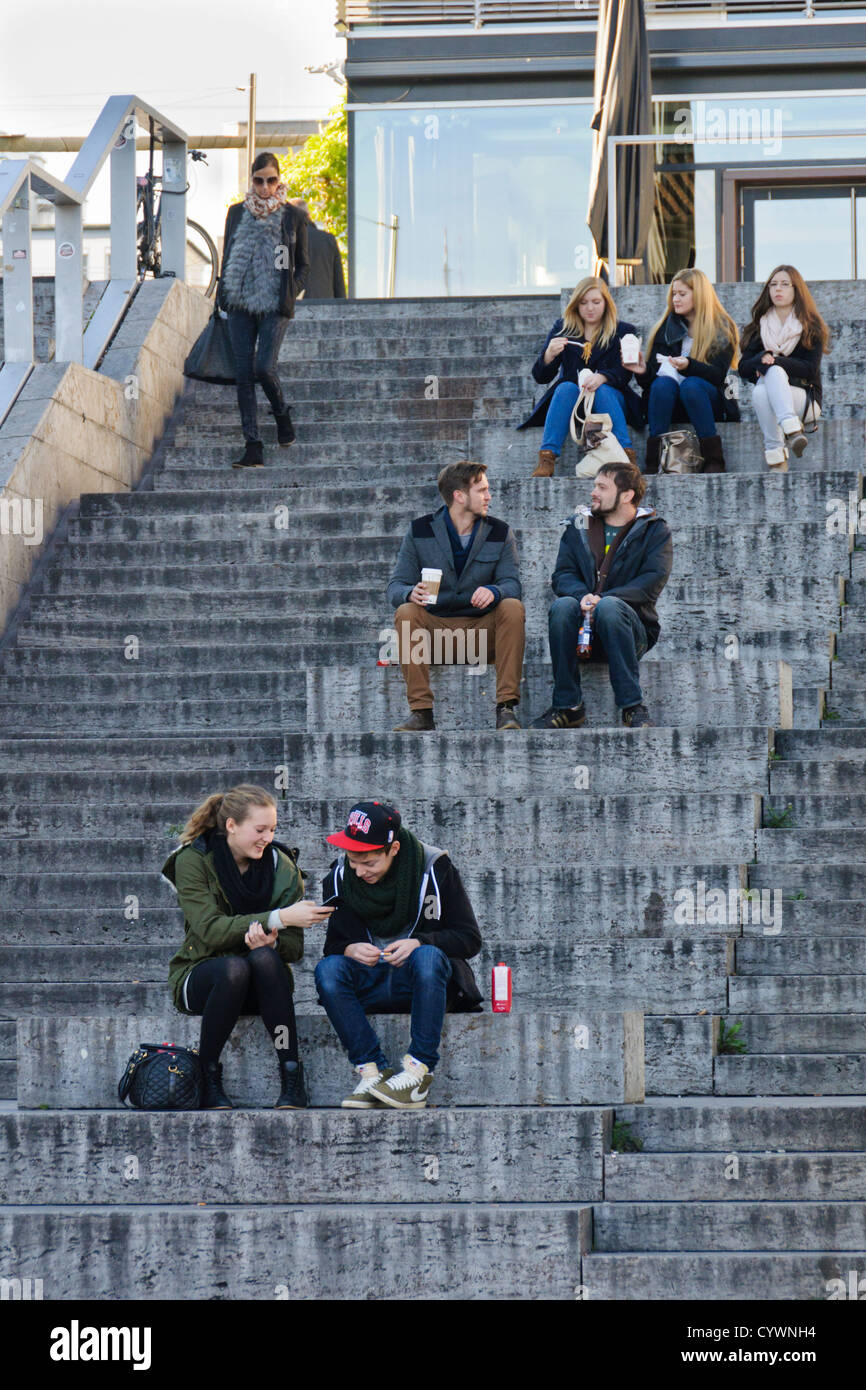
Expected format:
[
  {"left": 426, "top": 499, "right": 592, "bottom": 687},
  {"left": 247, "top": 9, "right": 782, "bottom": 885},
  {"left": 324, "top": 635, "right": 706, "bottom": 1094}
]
[
  {"left": 738, "top": 328, "right": 824, "bottom": 410},
  {"left": 301, "top": 220, "right": 346, "bottom": 299},
  {"left": 552, "top": 505, "right": 673, "bottom": 650},
  {"left": 217, "top": 201, "right": 310, "bottom": 320},
  {"left": 387, "top": 505, "right": 522, "bottom": 618},
  {"left": 321, "top": 844, "right": 483, "bottom": 1012},
  {"left": 640, "top": 312, "right": 741, "bottom": 422},
  {"left": 518, "top": 316, "right": 644, "bottom": 431},
  {"left": 164, "top": 837, "right": 305, "bottom": 1013}
]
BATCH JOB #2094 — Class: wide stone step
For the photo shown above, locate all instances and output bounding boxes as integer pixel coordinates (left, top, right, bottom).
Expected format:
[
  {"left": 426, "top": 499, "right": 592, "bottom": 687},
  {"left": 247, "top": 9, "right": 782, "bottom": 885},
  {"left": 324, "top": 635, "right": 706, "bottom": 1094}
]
[
  {"left": 755, "top": 828, "right": 866, "bottom": 862},
  {"left": 615, "top": 1097, "right": 866, "bottom": 1150},
  {"left": 736, "top": 938, "right": 866, "bottom": 974},
  {"left": 0, "top": 861, "right": 744, "bottom": 922},
  {"left": 0, "top": 939, "right": 728, "bottom": 1013},
  {"left": 729, "top": 973, "right": 866, "bottom": 1011},
  {"left": 582, "top": 1251, "right": 866, "bottom": 1300},
  {"left": 0, "top": 1204, "right": 591, "bottom": 1299},
  {"left": 714, "top": 1052, "right": 866, "bottom": 1094},
  {"left": 764, "top": 794, "right": 866, "bottom": 828},
  {"left": 0, "top": 792, "right": 759, "bottom": 865},
  {"left": 15, "top": 1011, "right": 644, "bottom": 1108},
  {"left": 770, "top": 758, "right": 866, "bottom": 793},
  {"left": 774, "top": 729, "right": 866, "bottom": 758},
  {"left": 0, "top": 661, "right": 805, "bottom": 732},
  {"left": 592, "top": 1200, "right": 866, "bottom": 1251},
  {"left": 734, "top": 1013, "right": 866, "bottom": 1052},
  {"left": 604, "top": 1150, "right": 866, "bottom": 1201},
  {"left": 0, "top": 726, "right": 769, "bottom": 790},
  {"left": 749, "top": 862, "right": 866, "bottom": 895},
  {"left": 180, "top": 373, "right": 528, "bottom": 404},
  {"left": 0, "top": 1107, "right": 607, "bottom": 1205}
]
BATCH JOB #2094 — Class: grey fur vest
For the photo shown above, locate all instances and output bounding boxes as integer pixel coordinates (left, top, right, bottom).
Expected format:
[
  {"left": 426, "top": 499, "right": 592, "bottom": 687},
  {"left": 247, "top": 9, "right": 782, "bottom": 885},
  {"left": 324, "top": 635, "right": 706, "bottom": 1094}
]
[{"left": 221, "top": 206, "right": 283, "bottom": 316}]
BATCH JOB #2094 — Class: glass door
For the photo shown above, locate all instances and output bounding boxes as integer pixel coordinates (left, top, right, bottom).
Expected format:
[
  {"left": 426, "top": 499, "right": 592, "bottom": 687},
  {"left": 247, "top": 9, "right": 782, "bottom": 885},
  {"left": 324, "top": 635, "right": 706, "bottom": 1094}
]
[{"left": 741, "top": 182, "right": 866, "bottom": 281}]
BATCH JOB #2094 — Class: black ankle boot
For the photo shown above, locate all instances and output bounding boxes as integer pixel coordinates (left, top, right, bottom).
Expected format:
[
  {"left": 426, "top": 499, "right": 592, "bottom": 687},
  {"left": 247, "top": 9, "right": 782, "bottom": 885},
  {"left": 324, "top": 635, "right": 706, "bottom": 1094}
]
[
  {"left": 645, "top": 435, "right": 661, "bottom": 475},
  {"left": 201, "top": 1060, "right": 233, "bottom": 1109},
  {"left": 231, "top": 439, "right": 264, "bottom": 469},
  {"left": 273, "top": 406, "right": 295, "bottom": 446},
  {"left": 699, "top": 434, "right": 726, "bottom": 474},
  {"left": 275, "top": 1057, "right": 308, "bottom": 1109}
]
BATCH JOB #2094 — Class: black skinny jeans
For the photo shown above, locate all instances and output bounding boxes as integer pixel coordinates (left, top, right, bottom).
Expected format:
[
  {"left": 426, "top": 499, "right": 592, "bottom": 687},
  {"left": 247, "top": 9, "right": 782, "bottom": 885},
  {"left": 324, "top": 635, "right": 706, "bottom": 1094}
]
[
  {"left": 226, "top": 309, "right": 289, "bottom": 442},
  {"left": 185, "top": 948, "right": 299, "bottom": 1065}
]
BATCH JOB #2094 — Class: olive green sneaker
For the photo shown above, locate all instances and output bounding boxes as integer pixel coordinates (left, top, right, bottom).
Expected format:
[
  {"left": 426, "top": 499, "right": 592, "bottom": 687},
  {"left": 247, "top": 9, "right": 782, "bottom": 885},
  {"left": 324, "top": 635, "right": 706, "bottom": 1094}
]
[
  {"left": 341, "top": 1062, "right": 394, "bottom": 1109},
  {"left": 367, "top": 1054, "right": 433, "bottom": 1109}
]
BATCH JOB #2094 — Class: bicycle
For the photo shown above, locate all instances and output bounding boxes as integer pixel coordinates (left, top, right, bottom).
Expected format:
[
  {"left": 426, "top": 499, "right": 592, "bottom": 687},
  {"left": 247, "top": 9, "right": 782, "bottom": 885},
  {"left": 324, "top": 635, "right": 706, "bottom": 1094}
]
[{"left": 136, "top": 117, "right": 219, "bottom": 297}]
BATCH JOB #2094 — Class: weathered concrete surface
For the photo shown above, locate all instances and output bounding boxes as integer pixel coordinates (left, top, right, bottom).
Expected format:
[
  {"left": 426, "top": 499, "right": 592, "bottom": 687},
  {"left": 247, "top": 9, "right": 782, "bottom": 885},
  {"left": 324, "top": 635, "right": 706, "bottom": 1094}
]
[
  {"left": 0, "top": 1203, "right": 593, "bottom": 1299},
  {"left": 714, "top": 1053, "right": 866, "bottom": 1095},
  {"left": 0, "top": 1107, "right": 608, "bottom": 1205},
  {"left": 16, "top": 1010, "right": 645, "bottom": 1109},
  {"left": 604, "top": 1151, "right": 866, "bottom": 1201},
  {"left": 582, "top": 1251, "right": 866, "bottom": 1301},
  {"left": 615, "top": 1099, "right": 866, "bottom": 1151},
  {"left": 593, "top": 1200, "right": 866, "bottom": 1251},
  {"left": 0, "top": 279, "right": 211, "bottom": 634}
]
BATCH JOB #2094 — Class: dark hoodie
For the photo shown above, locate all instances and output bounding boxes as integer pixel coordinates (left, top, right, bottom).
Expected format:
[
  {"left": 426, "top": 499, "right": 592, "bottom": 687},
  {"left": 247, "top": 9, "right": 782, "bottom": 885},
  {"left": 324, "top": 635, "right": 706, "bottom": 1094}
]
[{"left": 551, "top": 505, "right": 673, "bottom": 649}]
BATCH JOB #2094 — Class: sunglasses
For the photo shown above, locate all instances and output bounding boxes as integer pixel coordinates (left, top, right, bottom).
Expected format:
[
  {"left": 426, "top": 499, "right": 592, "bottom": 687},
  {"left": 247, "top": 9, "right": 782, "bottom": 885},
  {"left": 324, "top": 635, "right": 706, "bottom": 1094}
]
[{"left": 253, "top": 174, "right": 280, "bottom": 187}]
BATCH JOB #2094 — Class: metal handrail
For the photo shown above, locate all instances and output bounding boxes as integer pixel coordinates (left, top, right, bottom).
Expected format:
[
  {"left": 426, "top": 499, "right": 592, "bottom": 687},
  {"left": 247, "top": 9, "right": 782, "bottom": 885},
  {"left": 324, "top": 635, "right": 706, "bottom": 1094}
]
[
  {"left": 0, "top": 95, "right": 188, "bottom": 426},
  {"left": 339, "top": 0, "right": 865, "bottom": 27}
]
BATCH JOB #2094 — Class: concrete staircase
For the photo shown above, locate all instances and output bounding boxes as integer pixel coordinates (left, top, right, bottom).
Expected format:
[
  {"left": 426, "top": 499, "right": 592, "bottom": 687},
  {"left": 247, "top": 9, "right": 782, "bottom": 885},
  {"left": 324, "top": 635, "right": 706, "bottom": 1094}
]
[{"left": 0, "top": 288, "right": 864, "bottom": 1299}]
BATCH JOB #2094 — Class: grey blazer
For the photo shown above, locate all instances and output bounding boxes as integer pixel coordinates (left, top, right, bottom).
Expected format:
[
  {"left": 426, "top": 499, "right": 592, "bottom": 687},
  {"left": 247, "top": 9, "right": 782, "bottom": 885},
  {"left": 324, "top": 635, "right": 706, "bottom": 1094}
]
[{"left": 387, "top": 505, "right": 522, "bottom": 618}]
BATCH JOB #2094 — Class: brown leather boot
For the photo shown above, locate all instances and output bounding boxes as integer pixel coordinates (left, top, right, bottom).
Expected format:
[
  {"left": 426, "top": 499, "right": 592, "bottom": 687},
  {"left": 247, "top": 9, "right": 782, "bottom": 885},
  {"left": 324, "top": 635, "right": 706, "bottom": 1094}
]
[
  {"left": 623, "top": 447, "right": 637, "bottom": 467},
  {"left": 699, "top": 435, "right": 726, "bottom": 474},
  {"left": 393, "top": 708, "right": 435, "bottom": 732},
  {"left": 532, "top": 450, "right": 557, "bottom": 477},
  {"left": 644, "top": 436, "right": 661, "bottom": 475}
]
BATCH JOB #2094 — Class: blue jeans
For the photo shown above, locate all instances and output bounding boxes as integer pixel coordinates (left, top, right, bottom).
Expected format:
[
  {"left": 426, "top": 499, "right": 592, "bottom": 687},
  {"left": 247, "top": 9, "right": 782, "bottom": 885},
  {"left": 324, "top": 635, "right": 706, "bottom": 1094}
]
[
  {"left": 647, "top": 374, "right": 720, "bottom": 439},
  {"left": 226, "top": 310, "right": 289, "bottom": 442},
  {"left": 549, "top": 594, "right": 648, "bottom": 710},
  {"left": 541, "top": 380, "right": 632, "bottom": 452},
  {"left": 314, "top": 945, "right": 453, "bottom": 1071}
]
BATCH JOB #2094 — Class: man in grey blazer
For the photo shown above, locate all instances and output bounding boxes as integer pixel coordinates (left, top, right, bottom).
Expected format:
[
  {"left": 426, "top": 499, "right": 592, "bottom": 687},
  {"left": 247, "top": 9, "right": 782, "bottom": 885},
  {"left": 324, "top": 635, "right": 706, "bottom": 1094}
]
[{"left": 387, "top": 462, "right": 526, "bottom": 731}]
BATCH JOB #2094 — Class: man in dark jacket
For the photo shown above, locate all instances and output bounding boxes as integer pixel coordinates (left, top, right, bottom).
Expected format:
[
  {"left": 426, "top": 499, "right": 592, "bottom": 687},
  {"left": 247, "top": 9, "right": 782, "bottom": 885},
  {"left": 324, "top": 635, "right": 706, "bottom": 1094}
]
[
  {"left": 314, "top": 801, "right": 483, "bottom": 1109},
  {"left": 289, "top": 198, "right": 346, "bottom": 299},
  {"left": 531, "top": 460, "right": 673, "bottom": 730},
  {"left": 387, "top": 461, "right": 525, "bottom": 731}
]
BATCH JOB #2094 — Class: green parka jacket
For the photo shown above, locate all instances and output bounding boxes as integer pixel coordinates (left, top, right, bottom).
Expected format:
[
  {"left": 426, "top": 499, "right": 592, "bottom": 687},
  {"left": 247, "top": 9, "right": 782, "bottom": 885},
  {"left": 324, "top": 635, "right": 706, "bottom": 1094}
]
[{"left": 164, "top": 835, "right": 305, "bottom": 1014}]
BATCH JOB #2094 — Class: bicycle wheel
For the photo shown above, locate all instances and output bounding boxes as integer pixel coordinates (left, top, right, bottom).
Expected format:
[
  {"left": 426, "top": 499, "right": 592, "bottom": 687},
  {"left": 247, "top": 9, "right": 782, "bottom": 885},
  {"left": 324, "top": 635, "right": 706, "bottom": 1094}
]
[{"left": 185, "top": 219, "right": 219, "bottom": 298}]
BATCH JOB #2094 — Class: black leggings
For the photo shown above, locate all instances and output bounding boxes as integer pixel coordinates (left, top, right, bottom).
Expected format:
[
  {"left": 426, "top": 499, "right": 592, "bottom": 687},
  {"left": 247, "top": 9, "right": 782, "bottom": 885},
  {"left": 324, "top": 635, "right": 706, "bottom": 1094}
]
[{"left": 185, "top": 950, "right": 299, "bottom": 1065}]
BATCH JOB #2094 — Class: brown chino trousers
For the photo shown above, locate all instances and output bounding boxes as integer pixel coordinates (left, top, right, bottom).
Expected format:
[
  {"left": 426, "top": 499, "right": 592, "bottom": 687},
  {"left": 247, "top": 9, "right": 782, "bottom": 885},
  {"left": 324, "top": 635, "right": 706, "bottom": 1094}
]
[{"left": 393, "top": 598, "right": 526, "bottom": 709}]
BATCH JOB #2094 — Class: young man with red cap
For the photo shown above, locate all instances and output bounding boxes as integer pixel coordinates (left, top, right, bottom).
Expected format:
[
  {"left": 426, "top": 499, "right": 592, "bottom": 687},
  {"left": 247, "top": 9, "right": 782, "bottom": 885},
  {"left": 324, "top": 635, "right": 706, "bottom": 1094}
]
[{"left": 314, "top": 801, "right": 483, "bottom": 1109}]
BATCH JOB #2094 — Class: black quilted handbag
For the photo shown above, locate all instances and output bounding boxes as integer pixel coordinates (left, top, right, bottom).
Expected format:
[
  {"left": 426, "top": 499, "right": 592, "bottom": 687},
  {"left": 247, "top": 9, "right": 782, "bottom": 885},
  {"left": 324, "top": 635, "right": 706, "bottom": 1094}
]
[
  {"left": 183, "top": 281, "right": 236, "bottom": 384},
  {"left": 118, "top": 1042, "right": 203, "bottom": 1110}
]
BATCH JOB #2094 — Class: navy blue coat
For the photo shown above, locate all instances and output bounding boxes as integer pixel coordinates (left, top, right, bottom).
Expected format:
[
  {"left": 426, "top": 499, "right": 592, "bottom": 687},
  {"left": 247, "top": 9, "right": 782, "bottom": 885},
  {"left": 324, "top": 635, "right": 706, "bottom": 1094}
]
[
  {"left": 517, "top": 317, "right": 644, "bottom": 431},
  {"left": 640, "top": 313, "right": 741, "bottom": 423},
  {"left": 551, "top": 506, "right": 673, "bottom": 650}
]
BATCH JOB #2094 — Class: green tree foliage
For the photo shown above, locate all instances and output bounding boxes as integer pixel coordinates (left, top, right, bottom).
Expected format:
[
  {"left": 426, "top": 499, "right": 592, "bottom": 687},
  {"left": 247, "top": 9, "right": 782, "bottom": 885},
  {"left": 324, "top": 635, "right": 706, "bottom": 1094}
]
[{"left": 279, "top": 96, "right": 347, "bottom": 280}]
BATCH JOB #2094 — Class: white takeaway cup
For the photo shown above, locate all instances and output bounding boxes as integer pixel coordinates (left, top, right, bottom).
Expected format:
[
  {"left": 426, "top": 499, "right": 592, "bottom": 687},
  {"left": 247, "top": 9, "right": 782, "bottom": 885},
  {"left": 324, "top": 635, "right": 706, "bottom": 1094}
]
[
  {"left": 620, "top": 333, "right": 641, "bottom": 366},
  {"left": 421, "top": 567, "right": 443, "bottom": 604}
]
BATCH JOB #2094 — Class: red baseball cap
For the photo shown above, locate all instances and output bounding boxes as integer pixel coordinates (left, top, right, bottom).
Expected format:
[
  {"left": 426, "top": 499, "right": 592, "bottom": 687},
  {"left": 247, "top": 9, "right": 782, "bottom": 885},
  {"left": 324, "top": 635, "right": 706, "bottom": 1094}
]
[{"left": 326, "top": 801, "right": 401, "bottom": 852}]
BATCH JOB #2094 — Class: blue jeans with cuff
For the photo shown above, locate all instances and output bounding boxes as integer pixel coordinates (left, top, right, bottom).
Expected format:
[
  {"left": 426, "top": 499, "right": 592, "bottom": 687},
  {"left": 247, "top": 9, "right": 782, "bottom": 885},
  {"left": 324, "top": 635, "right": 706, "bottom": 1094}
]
[
  {"left": 314, "top": 944, "right": 452, "bottom": 1071},
  {"left": 226, "top": 309, "right": 288, "bottom": 442},
  {"left": 541, "top": 380, "right": 632, "bottom": 452},
  {"left": 549, "top": 593, "right": 648, "bottom": 710}
]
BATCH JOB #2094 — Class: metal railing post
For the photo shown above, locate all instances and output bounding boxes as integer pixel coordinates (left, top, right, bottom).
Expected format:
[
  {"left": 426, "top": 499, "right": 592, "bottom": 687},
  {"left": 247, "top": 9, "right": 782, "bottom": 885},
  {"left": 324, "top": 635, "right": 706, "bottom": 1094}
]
[
  {"left": 54, "top": 201, "right": 83, "bottom": 362},
  {"left": 160, "top": 138, "right": 188, "bottom": 282},
  {"left": 2, "top": 168, "right": 34, "bottom": 363},
  {"left": 109, "top": 115, "right": 137, "bottom": 281}
]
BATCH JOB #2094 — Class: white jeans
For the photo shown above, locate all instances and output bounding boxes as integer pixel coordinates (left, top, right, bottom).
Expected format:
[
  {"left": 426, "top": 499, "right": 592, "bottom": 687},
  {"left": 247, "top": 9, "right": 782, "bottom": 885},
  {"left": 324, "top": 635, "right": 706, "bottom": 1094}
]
[{"left": 751, "top": 364, "right": 812, "bottom": 449}]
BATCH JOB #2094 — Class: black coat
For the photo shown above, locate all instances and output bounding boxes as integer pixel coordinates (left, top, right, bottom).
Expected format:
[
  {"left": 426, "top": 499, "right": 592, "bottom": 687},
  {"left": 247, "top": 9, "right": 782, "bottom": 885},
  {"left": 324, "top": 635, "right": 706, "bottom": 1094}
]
[
  {"left": 217, "top": 201, "right": 310, "bottom": 320},
  {"left": 640, "top": 313, "right": 741, "bottom": 423},
  {"left": 552, "top": 506, "right": 673, "bottom": 650},
  {"left": 320, "top": 850, "right": 483, "bottom": 1012},
  {"left": 517, "top": 317, "right": 644, "bottom": 431},
  {"left": 301, "top": 222, "right": 346, "bottom": 299},
  {"left": 738, "top": 328, "right": 823, "bottom": 410}
]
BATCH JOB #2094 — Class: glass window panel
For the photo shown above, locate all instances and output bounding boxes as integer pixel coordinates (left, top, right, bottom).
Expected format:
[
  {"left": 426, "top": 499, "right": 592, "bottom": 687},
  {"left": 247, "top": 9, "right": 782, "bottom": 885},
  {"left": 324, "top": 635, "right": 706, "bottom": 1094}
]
[
  {"left": 655, "top": 96, "right": 866, "bottom": 164},
  {"left": 751, "top": 189, "right": 853, "bottom": 283},
  {"left": 353, "top": 104, "right": 594, "bottom": 297},
  {"left": 857, "top": 196, "right": 866, "bottom": 279}
]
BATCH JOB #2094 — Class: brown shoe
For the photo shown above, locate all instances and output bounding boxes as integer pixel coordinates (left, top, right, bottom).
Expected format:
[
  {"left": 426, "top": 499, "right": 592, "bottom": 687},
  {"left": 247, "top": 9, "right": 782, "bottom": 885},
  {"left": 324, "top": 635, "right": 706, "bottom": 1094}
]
[
  {"left": 393, "top": 709, "right": 435, "bottom": 732},
  {"left": 532, "top": 450, "right": 557, "bottom": 477},
  {"left": 623, "top": 447, "right": 637, "bottom": 467}
]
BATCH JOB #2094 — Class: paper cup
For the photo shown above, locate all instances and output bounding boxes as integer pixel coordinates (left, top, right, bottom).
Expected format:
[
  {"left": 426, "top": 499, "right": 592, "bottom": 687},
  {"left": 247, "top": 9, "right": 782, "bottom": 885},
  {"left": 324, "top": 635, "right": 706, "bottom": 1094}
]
[{"left": 421, "top": 567, "right": 442, "bottom": 604}]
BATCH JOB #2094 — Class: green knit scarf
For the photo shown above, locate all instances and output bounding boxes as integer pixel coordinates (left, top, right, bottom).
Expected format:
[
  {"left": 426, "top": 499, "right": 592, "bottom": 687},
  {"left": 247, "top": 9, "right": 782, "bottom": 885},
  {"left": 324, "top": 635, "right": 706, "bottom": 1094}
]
[{"left": 338, "top": 827, "right": 426, "bottom": 938}]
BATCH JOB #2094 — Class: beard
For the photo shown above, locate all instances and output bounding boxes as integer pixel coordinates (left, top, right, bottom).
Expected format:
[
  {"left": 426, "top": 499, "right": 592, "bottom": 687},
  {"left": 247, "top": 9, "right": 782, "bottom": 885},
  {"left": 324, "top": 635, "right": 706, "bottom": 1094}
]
[{"left": 591, "top": 497, "right": 618, "bottom": 518}]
